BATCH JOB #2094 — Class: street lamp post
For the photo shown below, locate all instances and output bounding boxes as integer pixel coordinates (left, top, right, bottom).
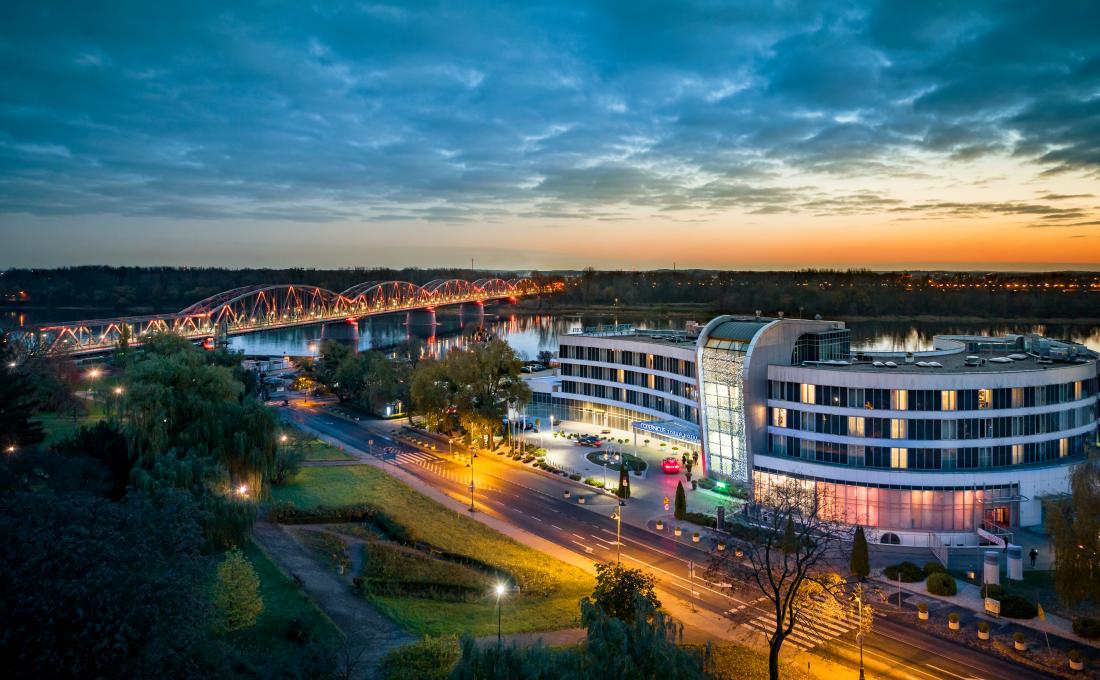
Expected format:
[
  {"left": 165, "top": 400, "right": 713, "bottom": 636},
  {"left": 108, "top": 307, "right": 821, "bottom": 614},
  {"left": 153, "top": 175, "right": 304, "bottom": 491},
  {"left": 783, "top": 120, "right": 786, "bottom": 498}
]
[
  {"left": 611, "top": 505, "right": 623, "bottom": 563},
  {"left": 494, "top": 583, "right": 506, "bottom": 644}
]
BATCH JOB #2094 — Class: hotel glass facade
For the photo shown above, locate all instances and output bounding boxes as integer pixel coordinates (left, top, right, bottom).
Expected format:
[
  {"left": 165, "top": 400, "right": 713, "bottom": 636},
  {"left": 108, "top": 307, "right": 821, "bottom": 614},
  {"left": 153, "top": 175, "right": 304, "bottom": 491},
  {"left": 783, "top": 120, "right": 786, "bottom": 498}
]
[{"left": 695, "top": 316, "right": 1099, "bottom": 538}]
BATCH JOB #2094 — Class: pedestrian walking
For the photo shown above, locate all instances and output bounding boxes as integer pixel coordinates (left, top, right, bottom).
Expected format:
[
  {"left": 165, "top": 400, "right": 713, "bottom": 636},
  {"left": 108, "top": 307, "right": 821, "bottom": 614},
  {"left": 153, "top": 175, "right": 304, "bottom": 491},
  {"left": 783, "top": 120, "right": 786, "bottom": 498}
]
[{"left": 1029, "top": 548, "right": 1039, "bottom": 568}]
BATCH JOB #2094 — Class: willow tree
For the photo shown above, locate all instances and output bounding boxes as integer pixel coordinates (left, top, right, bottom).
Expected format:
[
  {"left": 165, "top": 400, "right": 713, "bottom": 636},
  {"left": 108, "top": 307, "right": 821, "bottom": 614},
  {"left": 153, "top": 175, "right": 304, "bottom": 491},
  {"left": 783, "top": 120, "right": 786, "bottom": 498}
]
[
  {"left": 1046, "top": 449, "right": 1100, "bottom": 606},
  {"left": 122, "top": 333, "right": 277, "bottom": 546}
]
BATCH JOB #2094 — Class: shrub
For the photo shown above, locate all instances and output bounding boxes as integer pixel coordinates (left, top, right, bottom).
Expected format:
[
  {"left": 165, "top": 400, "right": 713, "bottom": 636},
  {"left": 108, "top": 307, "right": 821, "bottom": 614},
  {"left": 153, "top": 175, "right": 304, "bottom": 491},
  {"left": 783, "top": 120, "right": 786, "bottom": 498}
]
[
  {"left": 979, "top": 583, "right": 1005, "bottom": 600},
  {"left": 923, "top": 561, "right": 947, "bottom": 577},
  {"left": 378, "top": 636, "right": 460, "bottom": 680},
  {"left": 999, "top": 595, "right": 1038, "bottom": 619},
  {"left": 1073, "top": 616, "right": 1100, "bottom": 639},
  {"left": 569, "top": 473, "right": 582, "bottom": 481},
  {"left": 681, "top": 511, "right": 717, "bottom": 528},
  {"left": 884, "top": 561, "right": 924, "bottom": 582},
  {"left": 583, "top": 477, "right": 605, "bottom": 488},
  {"left": 267, "top": 501, "right": 377, "bottom": 524},
  {"left": 978, "top": 621, "right": 989, "bottom": 633},
  {"left": 948, "top": 612, "right": 959, "bottom": 624},
  {"left": 927, "top": 572, "right": 957, "bottom": 596},
  {"left": 674, "top": 481, "right": 687, "bottom": 520}
]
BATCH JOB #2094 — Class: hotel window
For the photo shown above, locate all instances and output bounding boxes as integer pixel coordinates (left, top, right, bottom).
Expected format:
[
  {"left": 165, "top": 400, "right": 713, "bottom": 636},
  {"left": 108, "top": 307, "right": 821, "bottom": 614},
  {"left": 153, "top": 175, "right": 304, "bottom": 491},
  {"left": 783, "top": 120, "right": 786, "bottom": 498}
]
[
  {"left": 978, "top": 389, "right": 993, "bottom": 410},
  {"left": 940, "top": 390, "right": 956, "bottom": 411},
  {"left": 890, "top": 447, "right": 908, "bottom": 469},
  {"left": 1060, "top": 438, "right": 1069, "bottom": 458},
  {"left": 891, "top": 389, "right": 907, "bottom": 411},
  {"left": 848, "top": 416, "right": 865, "bottom": 437},
  {"left": 890, "top": 418, "right": 907, "bottom": 439},
  {"left": 772, "top": 408, "right": 788, "bottom": 428},
  {"left": 1012, "top": 444, "right": 1023, "bottom": 465},
  {"left": 800, "top": 383, "right": 815, "bottom": 404},
  {"left": 1011, "top": 388, "right": 1024, "bottom": 408},
  {"left": 1075, "top": 381, "right": 1083, "bottom": 400}
]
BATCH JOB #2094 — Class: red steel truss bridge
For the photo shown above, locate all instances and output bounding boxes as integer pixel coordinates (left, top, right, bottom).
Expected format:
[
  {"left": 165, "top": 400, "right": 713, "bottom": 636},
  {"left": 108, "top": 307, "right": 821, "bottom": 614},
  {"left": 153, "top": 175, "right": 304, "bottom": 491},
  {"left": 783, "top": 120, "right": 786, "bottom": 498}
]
[{"left": 15, "top": 277, "right": 559, "bottom": 356}]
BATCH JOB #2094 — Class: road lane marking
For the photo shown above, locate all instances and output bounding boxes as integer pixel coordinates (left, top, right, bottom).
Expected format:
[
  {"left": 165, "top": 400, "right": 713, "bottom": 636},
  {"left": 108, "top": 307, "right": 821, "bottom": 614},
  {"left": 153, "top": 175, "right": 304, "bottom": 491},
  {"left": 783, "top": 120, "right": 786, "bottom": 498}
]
[
  {"left": 570, "top": 540, "right": 593, "bottom": 554},
  {"left": 551, "top": 525, "right": 563, "bottom": 531},
  {"left": 925, "top": 663, "right": 972, "bottom": 680}
]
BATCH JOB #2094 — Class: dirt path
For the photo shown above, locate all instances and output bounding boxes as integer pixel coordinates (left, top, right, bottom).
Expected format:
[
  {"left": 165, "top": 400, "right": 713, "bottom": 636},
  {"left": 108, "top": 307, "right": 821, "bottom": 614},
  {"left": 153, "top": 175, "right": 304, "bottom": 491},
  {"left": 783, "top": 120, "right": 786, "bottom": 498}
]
[{"left": 252, "top": 521, "right": 414, "bottom": 678}]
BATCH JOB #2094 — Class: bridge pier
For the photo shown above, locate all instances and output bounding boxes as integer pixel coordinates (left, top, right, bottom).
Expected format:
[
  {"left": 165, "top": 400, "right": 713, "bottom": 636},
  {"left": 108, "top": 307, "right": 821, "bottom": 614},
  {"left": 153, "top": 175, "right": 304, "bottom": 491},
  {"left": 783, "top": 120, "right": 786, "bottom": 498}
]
[
  {"left": 320, "top": 319, "right": 360, "bottom": 353},
  {"left": 404, "top": 308, "right": 438, "bottom": 327}
]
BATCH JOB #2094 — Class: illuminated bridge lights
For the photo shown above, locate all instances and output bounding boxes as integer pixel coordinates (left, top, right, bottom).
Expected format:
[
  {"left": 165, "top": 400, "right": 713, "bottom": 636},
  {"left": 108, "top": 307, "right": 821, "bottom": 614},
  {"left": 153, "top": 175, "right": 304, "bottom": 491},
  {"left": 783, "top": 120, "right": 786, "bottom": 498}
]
[{"left": 16, "top": 277, "right": 554, "bottom": 356}]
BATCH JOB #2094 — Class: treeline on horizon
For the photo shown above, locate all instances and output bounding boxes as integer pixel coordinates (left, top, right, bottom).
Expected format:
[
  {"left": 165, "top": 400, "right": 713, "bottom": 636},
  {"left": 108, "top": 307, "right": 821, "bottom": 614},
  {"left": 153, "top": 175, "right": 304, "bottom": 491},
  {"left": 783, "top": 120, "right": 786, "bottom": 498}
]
[{"left": 2, "top": 266, "right": 1099, "bottom": 320}]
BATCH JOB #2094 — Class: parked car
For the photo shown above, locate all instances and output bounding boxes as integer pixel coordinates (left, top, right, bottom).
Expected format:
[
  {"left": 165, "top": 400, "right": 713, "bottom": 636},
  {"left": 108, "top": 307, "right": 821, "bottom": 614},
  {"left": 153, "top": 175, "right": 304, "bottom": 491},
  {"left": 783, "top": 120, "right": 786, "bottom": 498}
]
[{"left": 661, "top": 457, "right": 682, "bottom": 474}]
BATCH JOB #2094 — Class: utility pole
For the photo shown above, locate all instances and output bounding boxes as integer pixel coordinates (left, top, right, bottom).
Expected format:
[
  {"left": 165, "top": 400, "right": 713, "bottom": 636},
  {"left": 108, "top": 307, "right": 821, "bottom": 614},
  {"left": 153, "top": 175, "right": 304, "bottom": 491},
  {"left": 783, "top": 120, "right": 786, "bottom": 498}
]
[{"left": 858, "top": 580, "right": 865, "bottom": 680}]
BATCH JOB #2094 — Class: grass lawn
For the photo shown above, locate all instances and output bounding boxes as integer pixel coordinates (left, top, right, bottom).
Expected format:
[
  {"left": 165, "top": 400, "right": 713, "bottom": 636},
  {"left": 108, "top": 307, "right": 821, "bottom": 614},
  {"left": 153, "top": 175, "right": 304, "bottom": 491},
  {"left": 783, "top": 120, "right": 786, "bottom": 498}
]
[
  {"left": 283, "top": 428, "right": 356, "bottom": 461},
  {"left": 36, "top": 403, "right": 106, "bottom": 445},
  {"left": 271, "top": 465, "right": 593, "bottom": 636},
  {"left": 702, "top": 643, "right": 815, "bottom": 680},
  {"left": 225, "top": 541, "right": 344, "bottom": 658}
]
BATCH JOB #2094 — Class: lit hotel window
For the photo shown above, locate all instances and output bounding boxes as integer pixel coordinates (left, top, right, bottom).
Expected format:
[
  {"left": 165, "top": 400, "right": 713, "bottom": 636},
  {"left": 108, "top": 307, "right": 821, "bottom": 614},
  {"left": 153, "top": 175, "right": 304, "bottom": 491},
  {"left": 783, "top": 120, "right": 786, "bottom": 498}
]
[
  {"left": 800, "top": 383, "right": 815, "bottom": 404},
  {"left": 848, "top": 416, "right": 865, "bottom": 437},
  {"left": 1012, "top": 444, "right": 1023, "bottom": 465},
  {"left": 890, "top": 447, "right": 908, "bottom": 469},
  {"left": 891, "top": 389, "right": 907, "bottom": 411},
  {"left": 890, "top": 418, "right": 906, "bottom": 439},
  {"left": 1060, "top": 438, "right": 1069, "bottom": 457},
  {"left": 978, "top": 389, "right": 992, "bottom": 409},
  {"left": 940, "top": 390, "right": 956, "bottom": 411},
  {"left": 772, "top": 408, "right": 788, "bottom": 428}
]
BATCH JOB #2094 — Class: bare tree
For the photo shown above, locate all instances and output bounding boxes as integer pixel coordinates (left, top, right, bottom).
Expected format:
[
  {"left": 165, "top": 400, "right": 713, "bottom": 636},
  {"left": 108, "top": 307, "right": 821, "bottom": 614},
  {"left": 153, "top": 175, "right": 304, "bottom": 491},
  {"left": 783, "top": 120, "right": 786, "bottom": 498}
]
[{"left": 709, "top": 478, "right": 849, "bottom": 680}]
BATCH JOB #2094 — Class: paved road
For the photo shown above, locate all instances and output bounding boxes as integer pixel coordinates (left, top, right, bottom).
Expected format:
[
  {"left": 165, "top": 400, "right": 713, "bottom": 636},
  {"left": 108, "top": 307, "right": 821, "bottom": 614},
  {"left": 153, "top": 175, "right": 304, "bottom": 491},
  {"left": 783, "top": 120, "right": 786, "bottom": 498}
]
[{"left": 282, "top": 403, "right": 1056, "bottom": 680}]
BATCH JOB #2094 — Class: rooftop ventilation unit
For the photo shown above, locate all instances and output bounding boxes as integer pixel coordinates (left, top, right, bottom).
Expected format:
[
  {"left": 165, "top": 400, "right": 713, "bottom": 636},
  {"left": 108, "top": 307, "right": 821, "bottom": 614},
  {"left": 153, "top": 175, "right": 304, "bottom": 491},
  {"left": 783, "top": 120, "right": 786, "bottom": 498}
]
[
  {"left": 884, "top": 361, "right": 898, "bottom": 368},
  {"left": 928, "top": 361, "right": 943, "bottom": 368},
  {"left": 905, "top": 352, "right": 915, "bottom": 364},
  {"left": 1008, "top": 353, "right": 1028, "bottom": 361},
  {"left": 872, "top": 361, "right": 885, "bottom": 367},
  {"left": 990, "top": 357, "right": 1013, "bottom": 364},
  {"left": 916, "top": 361, "right": 930, "bottom": 367},
  {"left": 964, "top": 355, "right": 981, "bottom": 366}
]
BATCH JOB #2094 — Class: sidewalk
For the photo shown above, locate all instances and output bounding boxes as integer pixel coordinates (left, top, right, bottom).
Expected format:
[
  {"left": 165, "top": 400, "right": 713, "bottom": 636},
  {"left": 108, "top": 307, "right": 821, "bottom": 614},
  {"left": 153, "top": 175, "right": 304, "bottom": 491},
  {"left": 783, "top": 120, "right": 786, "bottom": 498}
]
[{"left": 871, "top": 569, "right": 1100, "bottom": 649}]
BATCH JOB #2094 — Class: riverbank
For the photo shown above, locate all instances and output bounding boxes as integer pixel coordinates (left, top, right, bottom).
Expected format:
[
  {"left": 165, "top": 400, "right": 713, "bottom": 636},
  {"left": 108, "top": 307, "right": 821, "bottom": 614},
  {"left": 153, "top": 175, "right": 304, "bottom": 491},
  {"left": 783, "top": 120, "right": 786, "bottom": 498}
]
[{"left": 516, "top": 301, "right": 1100, "bottom": 326}]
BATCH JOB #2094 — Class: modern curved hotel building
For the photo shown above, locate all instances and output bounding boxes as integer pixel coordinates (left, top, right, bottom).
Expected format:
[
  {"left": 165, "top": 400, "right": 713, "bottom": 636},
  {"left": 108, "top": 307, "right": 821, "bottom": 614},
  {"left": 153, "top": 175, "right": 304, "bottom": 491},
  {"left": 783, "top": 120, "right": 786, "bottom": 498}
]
[{"left": 546, "top": 317, "right": 1098, "bottom": 545}]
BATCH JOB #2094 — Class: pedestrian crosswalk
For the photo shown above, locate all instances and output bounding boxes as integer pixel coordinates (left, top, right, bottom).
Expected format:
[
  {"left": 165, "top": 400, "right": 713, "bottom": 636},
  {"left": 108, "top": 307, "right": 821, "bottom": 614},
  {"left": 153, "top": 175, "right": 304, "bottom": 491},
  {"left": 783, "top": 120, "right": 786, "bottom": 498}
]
[
  {"left": 381, "top": 446, "right": 501, "bottom": 494},
  {"left": 736, "top": 596, "right": 857, "bottom": 652}
]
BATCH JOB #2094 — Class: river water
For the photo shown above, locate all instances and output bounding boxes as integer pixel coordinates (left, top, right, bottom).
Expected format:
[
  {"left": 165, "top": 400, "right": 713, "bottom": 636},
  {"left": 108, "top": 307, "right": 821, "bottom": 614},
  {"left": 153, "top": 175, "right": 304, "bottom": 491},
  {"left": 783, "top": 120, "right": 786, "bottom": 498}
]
[{"left": 5, "top": 306, "right": 1100, "bottom": 357}]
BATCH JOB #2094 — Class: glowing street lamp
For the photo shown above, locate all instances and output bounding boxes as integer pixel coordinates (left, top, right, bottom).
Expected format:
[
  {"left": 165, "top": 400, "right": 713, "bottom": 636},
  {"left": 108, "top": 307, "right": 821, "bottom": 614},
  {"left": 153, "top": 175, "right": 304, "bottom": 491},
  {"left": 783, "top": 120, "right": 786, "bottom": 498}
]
[
  {"left": 236, "top": 484, "right": 249, "bottom": 498},
  {"left": 279, "top": 433, "right": 289, "bottom": 444}
]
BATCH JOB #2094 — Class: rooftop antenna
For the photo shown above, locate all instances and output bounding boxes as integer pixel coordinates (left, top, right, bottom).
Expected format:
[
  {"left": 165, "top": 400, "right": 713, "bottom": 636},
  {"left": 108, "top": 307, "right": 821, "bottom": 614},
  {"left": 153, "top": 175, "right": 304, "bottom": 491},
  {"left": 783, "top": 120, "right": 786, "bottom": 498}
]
[{"left": 470, "top": 257, "right": 474, "bottom": 271}]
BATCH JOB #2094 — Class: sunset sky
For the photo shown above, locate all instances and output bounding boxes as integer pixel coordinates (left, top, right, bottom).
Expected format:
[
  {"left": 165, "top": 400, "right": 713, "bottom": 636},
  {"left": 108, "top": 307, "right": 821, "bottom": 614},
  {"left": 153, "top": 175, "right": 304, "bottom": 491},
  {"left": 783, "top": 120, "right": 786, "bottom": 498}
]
[{"left": 1, "top": 1, "right": 1098, "bottom": 270}]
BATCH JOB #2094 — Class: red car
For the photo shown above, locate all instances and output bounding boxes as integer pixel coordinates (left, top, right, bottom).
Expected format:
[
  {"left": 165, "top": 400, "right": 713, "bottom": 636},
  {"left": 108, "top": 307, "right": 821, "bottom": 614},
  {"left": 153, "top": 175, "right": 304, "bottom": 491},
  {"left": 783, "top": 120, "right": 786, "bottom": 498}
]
[{"left": 661, "top": 457, "right": 681, "bottom": 474}]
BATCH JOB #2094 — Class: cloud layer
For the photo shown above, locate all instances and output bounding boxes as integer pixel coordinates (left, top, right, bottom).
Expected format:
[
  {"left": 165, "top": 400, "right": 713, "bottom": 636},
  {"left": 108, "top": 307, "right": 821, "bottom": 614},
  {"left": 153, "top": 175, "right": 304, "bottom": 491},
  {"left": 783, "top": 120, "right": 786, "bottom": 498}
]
[{"left": 0, "top": 1, "right": 1098, "bottom": 266}]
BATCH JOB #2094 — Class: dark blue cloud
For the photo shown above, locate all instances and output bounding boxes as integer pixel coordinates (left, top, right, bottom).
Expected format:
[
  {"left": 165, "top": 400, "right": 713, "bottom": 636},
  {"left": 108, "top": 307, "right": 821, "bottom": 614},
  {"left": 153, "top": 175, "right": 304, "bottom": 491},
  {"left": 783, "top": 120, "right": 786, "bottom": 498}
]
[{"left": 0, "top": 0, "right": 1097, "bottom": 228}]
